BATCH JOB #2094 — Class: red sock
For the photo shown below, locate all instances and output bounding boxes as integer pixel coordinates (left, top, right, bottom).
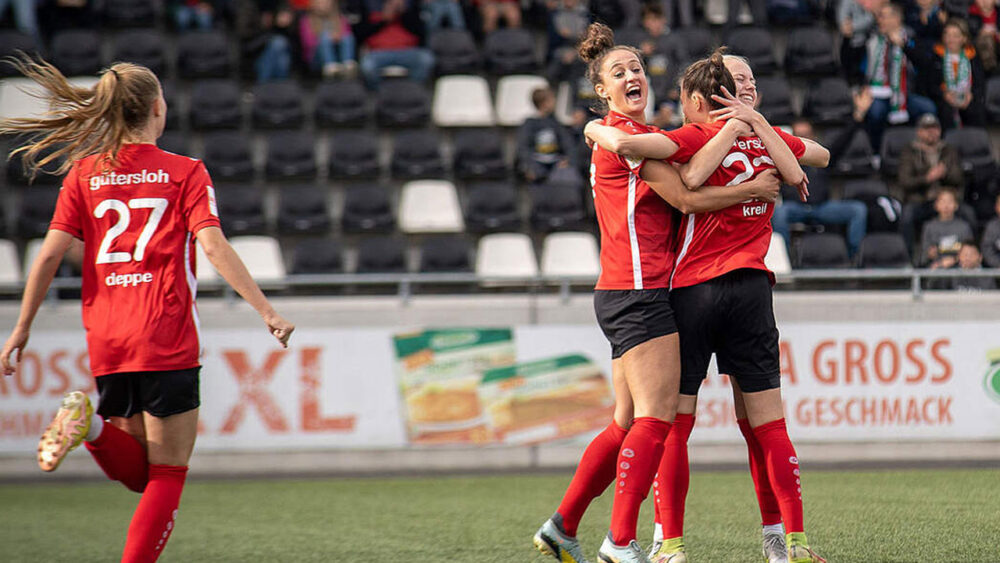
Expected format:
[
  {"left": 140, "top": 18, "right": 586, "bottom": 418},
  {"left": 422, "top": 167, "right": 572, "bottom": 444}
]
[
  {"left": 556, "top": 421, "right": 628, "bottom": 536},
  {"left": 85, "top": 423, "right": 149, "bottom": 493},
  {"left": 753, "top": 419, "right": 804, "bottom": 533},
  {"left": 610, "top": 417, "right": 671, "bottom": 545},
  {"left": 654, "top": 413, "right": 694, "bottom": 539},
  {"left": 122, "top": 464, "right": 188, "bottom": 563},
  {"left": 737, "top": 418, "right": 782, "bottom": 526}
]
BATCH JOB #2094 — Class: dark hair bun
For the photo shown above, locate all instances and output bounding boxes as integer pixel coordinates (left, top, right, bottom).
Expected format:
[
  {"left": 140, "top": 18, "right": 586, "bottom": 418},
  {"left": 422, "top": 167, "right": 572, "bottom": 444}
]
[
  {"left": 708, "top": 46, "right": 729, "bottom": 89},
  {"left": 578, "top": 23, "right": 615, "bottom": 63}
]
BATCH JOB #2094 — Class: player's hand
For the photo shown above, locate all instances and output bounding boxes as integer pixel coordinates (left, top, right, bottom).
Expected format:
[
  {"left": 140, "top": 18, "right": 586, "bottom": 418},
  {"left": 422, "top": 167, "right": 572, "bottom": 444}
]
[
  {"left": 795, "top": 173, "right": 810, "bottom": 202},
  {"left": 1, "top": 327, "right": 29, "bottom": 376},
  {"left": 709, "top": 86, "right": 762, "bottom": 128},
  {"left": 744, "top": 168, "right": 781, "bottom": 202},
  {"left": 264, "top": 314, "right": 295, "bottom": 348}
]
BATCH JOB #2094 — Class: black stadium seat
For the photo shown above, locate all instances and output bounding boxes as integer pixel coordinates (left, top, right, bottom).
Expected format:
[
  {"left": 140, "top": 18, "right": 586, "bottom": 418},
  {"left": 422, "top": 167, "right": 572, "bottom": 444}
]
[
  {"left": 51, "top": 30, "right": 102, "bottom": 76},
  {"left": 430, "top": 29, "right": 481, "bottom": 75},
  {"left": 178, "top": 30, "right": 233, "bottom": 79},
  {"left": 795, "top": 233, "right": 851, "bottom": 269},
  {"left": 342, "top": 185, "right": 395, "bottom": 233},
  {"left": 113, "top": 29, "right": 167, "bottom": 76},
  {"left": 157, "top": 131, "right": 188, "bottom": 155},
  {"left": 203, "top": 132, "right": 254, "bottom": 181},
  {"left": 531, "top": 169, "right": 587, "bottom": 232},
  {"left": 266, "top": 131, "right": 317, "bottom": 180},
  {"left": 252, "top": 81, "right": 305, "bottom": 129},
  {"left": 661, "top": 26, "right": 714, "bottom": 64},
  {"left": 723, "top": 27, "right": 777, "bottom": 75},
  {"left": 484, "top": 28, "right": 539, "bottom": 75},
  {"left": 419, "top": 236, "right": 472, "bottom": 272},
  {"left": 356, "top": 236, "right": 407, "bottom": 273},
  {"left": 453, "top": 129, "right": 508, "bottom": 181},
  {"left": 0, "top": 31, "right": 38, "bottom": 77},
  {"left": 756, "top": 76, "right": 795, "bottom": 124},
  {"left": 215, "top": 184, "right": 267, "bottom": 236},
  {"left": 944, "top": 127, "right": 996, "bottom": 176},
  {"left": 190, "top": 79, "right": 243, "bottom": 130},
  {"left": 376, "top": 80, "right": 430, "bottom": 128},
  {"left": 465, "top": 182, "right": 522, "bottom": 233},
  {"left": 329, "top": 131, "right": 379, "bottom": 179},
  {"left": 160, "top": 80, "right": 180, "bottom": 129},
  {"left": 291, "top": 237, "right": 342, "bottom": 274},
  {"left": 314, "top": 80, "right": 371, "bottom": 127},
  {"left": 843, "top": 179, "right": 889, "bottom": 200},
  {"left": 391, "top": 130, "right": 446, "bottom": 179},
  {"left": 6, "top": 144, "right": 65, "bottom": 185},
  {"left": 103, "top": 0, "right": 158, "bottom": 27},
  {"left": 613, "top": 27, "right": 647, "bottom": 50},
  {"left": 857, "top": 233, "right": 911, "bottom": 268},
  {"left": 829, "top": 128, "right": 876, "bottom": 177},
  {"left": 784, "top": 26, "right": 838, "bottom": 76},
  {"left": 277, "top": 185, "right": 330, "bottom": 234},
  {"left": 986, "top": 76, "right": 1000, "bottom": 123},
  {"left": 17, "top": 186, "right": 60, "bottom": 239},
  {"left": 879, "top": 127, "right": 915, "bottom": 179},
  {"left": 803, "top": 77, "right": 854, "bottom": 126}
]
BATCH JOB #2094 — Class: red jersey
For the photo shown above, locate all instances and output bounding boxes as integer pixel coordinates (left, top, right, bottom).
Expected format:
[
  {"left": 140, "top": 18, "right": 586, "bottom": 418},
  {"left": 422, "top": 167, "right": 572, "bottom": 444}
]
[
  {"left": 50, "top": 144, "right": 221, "bottom": 377},
  {"left": 591, "top": 111, "right": 677, "bottom": 290},
  {"left": 662, "top": 121, "right": 806, "bottom": 289}
]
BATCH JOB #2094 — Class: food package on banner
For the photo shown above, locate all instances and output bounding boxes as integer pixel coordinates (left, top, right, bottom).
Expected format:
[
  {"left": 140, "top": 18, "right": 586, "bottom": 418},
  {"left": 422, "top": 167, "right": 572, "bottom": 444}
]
[
  {"left": 478, "top": 354, "right": 613, "bottom": 445},
  {"left": 393, "top": 329, "right": 515, "bottom": 444}
]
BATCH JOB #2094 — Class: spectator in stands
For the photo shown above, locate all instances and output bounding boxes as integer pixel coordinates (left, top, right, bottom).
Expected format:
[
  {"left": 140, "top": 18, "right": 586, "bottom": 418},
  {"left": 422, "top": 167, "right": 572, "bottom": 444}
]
[
  {"left": 1, "top": 0, "right": 40, "bottom": 42},
  {"left": 863, "top": 2, "right": 938, "bottom": 151},
  {"left": 300, "top": 0, "right": 357, "bottom": 77},
  {"left": 840, "top": 0, "right": 884, "bottom": 84},
  {"left": 422, "top": 0, "right": 465, "bottom": 33},
  {"left": 479, "top": 0, "right": 521, "bottom": 34},
  {"left": 935, "top": 19, "right": 987, "bottom": 129},
  {"left": 772, "top": 118, "right": 869, "bottom": 257},
  {"left": 547, "top": 0, "right": 589, "bottom": 60},
  {"left": 725, "top": 0, "right": 767, "bottom": 29},
  {"left": 905, "top": 0, "right": 947, "bottom": 47},
  {"left": 949, "top": 240, "right": 997, "bottom": 289},
  {"left": 235, "top": 0, "right": 295, "bottom": 83},
  {"left": 968, "top": 0, "right": 999, "bottom": 72},
  {"left": 589, "top": 0, "right": 626, "bottom": 28},
  {"left": 517, "top": 86, "right": 578, "bottom": 183},
  {"left": 980, "top": 194, "right": 1000, "bottom": 267},
  {"left": 921, "top": 188, "right": 974, "bottom": 266},
  {"left": 353, "top": 0, "right": 434, "bottom": 88},
  {"left": 170, "top": 0, "right": 219, "bottom": 30}
]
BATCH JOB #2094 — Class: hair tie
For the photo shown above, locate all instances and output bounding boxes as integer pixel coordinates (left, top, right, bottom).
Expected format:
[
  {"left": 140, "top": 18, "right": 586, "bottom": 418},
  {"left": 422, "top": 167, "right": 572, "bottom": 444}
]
[{"left": 109, "top": 69, "right": 119, "bottom": 79}]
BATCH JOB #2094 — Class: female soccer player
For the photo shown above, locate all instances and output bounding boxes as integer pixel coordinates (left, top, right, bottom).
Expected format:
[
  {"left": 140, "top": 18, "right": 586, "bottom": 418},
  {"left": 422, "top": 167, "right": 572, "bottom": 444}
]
[
  {"left": 0, "top": 59, "right": 295, "bottom": 562},
  {"left": 532, "top": 25, "right": 782, "bottom": 563},
  {"left": 585, "top": 51, "right": 829, "bottom": 563}
]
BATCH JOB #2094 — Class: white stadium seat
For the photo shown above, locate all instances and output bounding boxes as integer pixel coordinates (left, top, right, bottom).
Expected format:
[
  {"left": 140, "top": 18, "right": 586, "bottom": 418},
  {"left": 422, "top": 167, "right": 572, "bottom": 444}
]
[
  {"left": 21, "top": 239, "right": 42, "bottom": 282},
  {"left": 540, "top": 232, "right": 600, "bottom": 277},
  {"left": 432, "top": 75, "right": 495, "bottom": 127},
  {"left": 495, "top": 74, "right": 549, "bottom": 127},
  {"left": 399, "top": 180, "right": 465, "bottom": 233},
  {"left": 0, "top": 239, "right": 20, "bottom": 284},
  {"left": 476, "top": 233, "right": 538, "bottom": 277},
  {"left": 0, "top": 77, "right": 98, "bottom": 120},
  {"left": 230, "top": 236, "right": 286, "bottom": 282},
  {"left": 765, "top": 232, "right": 792, "bottom": 276}
]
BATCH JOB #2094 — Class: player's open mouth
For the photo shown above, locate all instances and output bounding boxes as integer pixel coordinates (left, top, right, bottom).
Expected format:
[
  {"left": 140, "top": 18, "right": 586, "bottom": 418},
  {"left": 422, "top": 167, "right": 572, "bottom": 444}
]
[
  {"left": 740, "top": 93, "right": 755, "bottom": 105},
  {"left": 626, "top": 86, "right": 642, "bottom": 102}
]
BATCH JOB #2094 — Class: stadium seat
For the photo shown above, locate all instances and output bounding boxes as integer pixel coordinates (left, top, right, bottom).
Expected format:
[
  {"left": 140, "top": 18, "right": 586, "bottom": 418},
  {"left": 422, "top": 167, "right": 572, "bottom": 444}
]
[
  {"left": 613, "top": 27, "right": 647, "bottom": 50},
  {"left": 802, "top": 77, "right": 853, "bottom": 126},
  {"left": 857, "top": 232, "right": 911, "bottom": 268},
  {"left": 103, "top": 0, "right": 157, "bottom": 27},
  {"left": 51, "top": 30, "right": 102, "bottom": 76},
  {"left": 190, "top": 79, "right": 243, "bottom": 130},
  {"left": 17, "top": 186, "right": 60, "bottom": 239},
  {"left": 419, "top": 236, "right": 472, "bottom": 272},
  {"left": 830, "top": 128, "right": 876, "bottom": 177},
  {"left": 476, "top": 233, "right": 539, "bottom": 277},
  {"left": 329, "top": 131, "right": 380, "bottom": 179},
  {"left": 112, "top": 29, "right": 167, "bottom": 76},
  {"left": 399, "top": 180, "right": 464, "bottom": 233},
  {"left": 342, "top": 184, "right": 395, "bottom": 233},
  {"left": 723, "top": 27, "right": 777, "bottom": 75},
  {"left": 290, "top": 237, "right": 343, "bottom": 274},
  {"left": 944, "top": 127, "right": 996, "bottom": 175},
  {"left": 0, "top": 31, "right": 38, "bottom": 77},
  {"left": 0, "top": 239, "right": 19, "bottom": 284},
  {"left": 430, "top": 29, "right": 481, "bottom": 75},
  {"left": 756, "top": 76, "right": 795, "bottom": 124},
  {"left": 391, "top": 130, "right": 446, "bottom": 179},
  {"left": 879, "top": 127, "right": 915, "bottom": 179},
  {"left": 356, "top": 236, "right": 408, "bottom": 273},
  {"left": 195, "top": 240, "right": 220, "bottom": 282},
  {"left": 230, "top": 236, "right": 286, "bottom": 281},
  {"left": 453, "top": 128, "right": 508, "bottom": 180},
  {"left": 765, "top": 232, "right": 792, "bottom": 275},
  {"left": 661, "top": 26, "right": 715, "bottom": 64},
  {"left": 177, "top": 30, "right": 233, "bottom": 79},
  {"left": 203, "top": 132, "right": 255, "bottom": 181},
  {"left": 784, "top": 26, "right": 837, "bottom": 76},
  {"left": 252, "top": 81, "right": 305, "bottom": 129},
  {"left": 540, "top": 232, "right": 600, "bottom": 277},
  {"left": 6, "top": 143, "right": 65, "bottom": 185},
  {"left": 0, "top": 77, "right": 51, "bottom": 120},
  {"left": 465, "top": 182, "right": 522, "bottom": 233},
  {"left": 986, "top": 76, "right": 1000, "bottom": 123},
  {"left": 277, "top": 185, "right": 330, "bottom": 234},
  {"left": 216, "top": 184, "right": 267, "bottom": 236},
  {"left": 843, "top": 179, "right": 889, "bottom": 200},
  {"left": 376, "top": 79, "right": 430, "bottom": 128},
  {"left": 530, "top": 170, "right": 587, "bottom": 232},
  {"left": 495, "top": 75, "right": 549, "bottom": 127},
  {"left": 265, "top": 131, "right": 317, "bottom": 180},
  {"left": 484, "top": 28, "right": 539, "bottom": 75},
  {"left": 795, "top": 232, "right": 851, "bottom": 269},
  {"left": 161, "top": 79, "right": 180, "bottom": 129},
  {"left": 432, "top": 75, "right": 495, "bottom": 127},
  {"left": 314, "top": 80, "right": 371, "bottom": 127},
  {"left": 157, "top": 130, "right": 188, "bottom": 155}
]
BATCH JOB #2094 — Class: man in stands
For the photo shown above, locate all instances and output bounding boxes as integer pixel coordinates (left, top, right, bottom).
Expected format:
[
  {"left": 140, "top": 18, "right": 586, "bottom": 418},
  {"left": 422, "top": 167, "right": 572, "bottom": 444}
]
[{"left": 350, "top": 0, "right": 434, "bottom": 88}]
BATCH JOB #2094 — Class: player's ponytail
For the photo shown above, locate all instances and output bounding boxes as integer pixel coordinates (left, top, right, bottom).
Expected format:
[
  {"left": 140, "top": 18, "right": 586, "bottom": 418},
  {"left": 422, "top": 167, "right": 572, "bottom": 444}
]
[
  {"left": 681, "top": 47, "right": 737, "bottom": 111},
  {"left": 0, "top": 56, "right": 161, "bottom": 180}
]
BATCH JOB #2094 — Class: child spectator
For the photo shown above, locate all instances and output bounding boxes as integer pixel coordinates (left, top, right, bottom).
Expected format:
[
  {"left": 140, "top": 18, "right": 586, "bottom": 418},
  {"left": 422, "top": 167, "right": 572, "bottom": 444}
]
[
  {"left": 920, "top": 19, "right": 988, "bottom": 128},
  {"left": 949, "top": 241, "right": 997, "bottom": 290},
  {"left": 921, "top": 188, "right": 974, "bottom": 266},
  {"left": 968, "top": 0, "right": 999, "bottom": 72},
  {"left": 516, "top": 86, "right": 578, "bottom": 183},
  {"left": 423, "top": 0, "right": 465, "bottom": 34},
  {"left": 300, "top": 0, "right": 357, "bottom": 77},
  {"left": 980, "top": 193, "right": 1000, "bottom": 268},
  {"left": 353, "top": 0, "right": 435, "bottom": 88}
]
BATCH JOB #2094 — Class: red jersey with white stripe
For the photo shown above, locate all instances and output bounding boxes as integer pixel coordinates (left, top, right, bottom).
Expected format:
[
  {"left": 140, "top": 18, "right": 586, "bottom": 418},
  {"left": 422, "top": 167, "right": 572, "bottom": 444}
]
[
  {"left": 50, "top": 143, "right": 221, "bottom": 377},
  {"left": 663, "top": 121, "right": 805, "bottom": 289},
  {"left": 591, "top": 111, "right": 677, "bottom": 290}
]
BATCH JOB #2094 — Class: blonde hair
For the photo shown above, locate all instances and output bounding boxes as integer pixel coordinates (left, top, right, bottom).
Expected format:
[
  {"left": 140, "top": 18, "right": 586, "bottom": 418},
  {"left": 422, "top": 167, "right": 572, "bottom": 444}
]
[{"left": 0, "top": 56, "right": 161, "bottom": 181}]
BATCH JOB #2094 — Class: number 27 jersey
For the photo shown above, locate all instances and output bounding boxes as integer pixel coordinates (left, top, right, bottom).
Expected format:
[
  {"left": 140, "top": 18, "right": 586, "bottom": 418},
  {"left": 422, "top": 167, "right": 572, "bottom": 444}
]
[{"left": 50, "top": 144, "right": 222, "bottom": 377}]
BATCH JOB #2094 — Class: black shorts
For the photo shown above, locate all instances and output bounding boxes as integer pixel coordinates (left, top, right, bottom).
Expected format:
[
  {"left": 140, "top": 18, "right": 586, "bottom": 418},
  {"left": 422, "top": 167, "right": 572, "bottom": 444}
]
[
  {"left": 670, "top": 269, "right": 780, "bottom": 395},
  {"left": 594, "top": 288, "right": 678, "bottom": 359},
  {"left": 96, "top": 367, "right": 201, "bottom": 419}
]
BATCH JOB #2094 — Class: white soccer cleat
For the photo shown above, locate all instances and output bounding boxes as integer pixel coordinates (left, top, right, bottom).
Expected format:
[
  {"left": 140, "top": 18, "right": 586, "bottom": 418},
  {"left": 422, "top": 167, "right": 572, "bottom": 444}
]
[
  {"left": 598, "top": 534, "right": 652, "bottom": 563},
  {"left": 762, "top": 529, "right": 788, "bottom": 563},
  {"left": 533, "top": 517, "right": 590, "bottom": 563}
]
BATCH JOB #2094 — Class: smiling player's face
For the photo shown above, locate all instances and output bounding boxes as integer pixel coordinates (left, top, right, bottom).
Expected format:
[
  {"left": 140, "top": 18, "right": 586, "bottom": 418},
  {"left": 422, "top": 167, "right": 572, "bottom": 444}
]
[
  {"left": 724, "top": 57, "right": 757, "bottom": 108},
  {"left": 596, "top": 49, "right": 647, "bottom": 119}
]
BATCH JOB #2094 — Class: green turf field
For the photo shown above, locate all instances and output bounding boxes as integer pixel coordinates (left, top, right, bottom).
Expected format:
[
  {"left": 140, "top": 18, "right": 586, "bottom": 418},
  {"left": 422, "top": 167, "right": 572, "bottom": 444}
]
[{"left": 1, "top": 468, "right": 998, "bottom": 562}]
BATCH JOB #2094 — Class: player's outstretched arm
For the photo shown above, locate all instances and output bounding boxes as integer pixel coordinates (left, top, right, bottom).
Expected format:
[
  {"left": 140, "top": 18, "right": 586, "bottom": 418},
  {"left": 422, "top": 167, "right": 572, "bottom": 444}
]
[
  {"left": 195, "top": 226, "right": 295, "bottom": 348},
  {"left": 1, "top": 229, "right": 74, "bottom": 375},
  {"left": 640, "top": 162, "right": 780, "bottom": 214},
  {"left": 584, "top": 121, "right": 679, "bottom": 159},
  {"left": 799, "top": 138, "right": 831, "bottom": 168},
  {"left": 678, "top": 118, "right": 751, "bottom": 190}
]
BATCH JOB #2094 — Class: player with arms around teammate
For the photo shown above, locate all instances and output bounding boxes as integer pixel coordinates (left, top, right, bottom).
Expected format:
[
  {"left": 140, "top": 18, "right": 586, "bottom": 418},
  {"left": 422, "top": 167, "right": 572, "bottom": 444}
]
[
  {"left": 533, "top": 25, "right": 782, "bottom": 563},
  {"left": 0, "top": 58, "right": 294, "bottom": 563},
  {"left": 586, "top": 50, "right": 828, "bottom": 563}
]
